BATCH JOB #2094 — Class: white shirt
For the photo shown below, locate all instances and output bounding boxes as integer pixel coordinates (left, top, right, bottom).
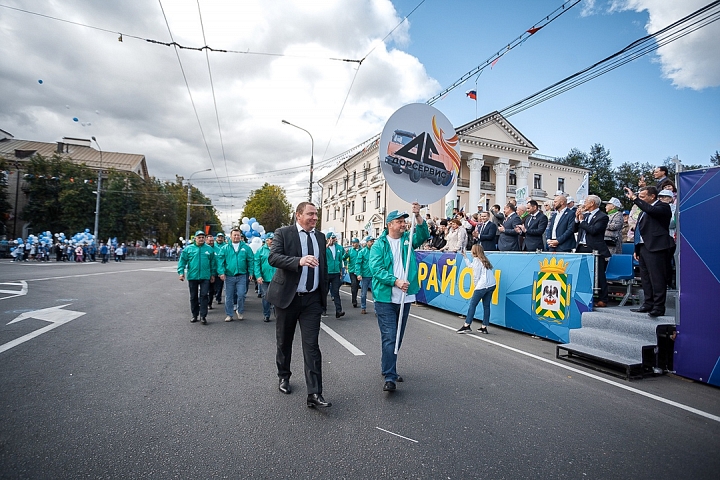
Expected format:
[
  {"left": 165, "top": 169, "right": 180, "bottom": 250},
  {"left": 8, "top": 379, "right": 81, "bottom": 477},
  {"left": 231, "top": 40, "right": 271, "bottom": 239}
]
[
  {"left": 464, "top": 256, "right": 496, "bottom": 290},
  {"left": 388, "top": 236, "right": 415, "bottom": 304},
  {"left": 296, "top": 223, "right": 320, "bottom": 293},
  {"left": 232, "top": 242, "right": 240, "bottom": 252},
  {"left": 551, "top": 207, "right": 567, "bottom": 239}
]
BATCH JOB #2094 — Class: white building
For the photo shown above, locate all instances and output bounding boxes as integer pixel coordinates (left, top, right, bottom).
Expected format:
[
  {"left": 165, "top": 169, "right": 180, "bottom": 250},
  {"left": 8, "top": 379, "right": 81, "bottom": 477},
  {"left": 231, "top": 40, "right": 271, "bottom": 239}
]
[{"left": 318, "top": 111, "right": 589, "bottom": 244}]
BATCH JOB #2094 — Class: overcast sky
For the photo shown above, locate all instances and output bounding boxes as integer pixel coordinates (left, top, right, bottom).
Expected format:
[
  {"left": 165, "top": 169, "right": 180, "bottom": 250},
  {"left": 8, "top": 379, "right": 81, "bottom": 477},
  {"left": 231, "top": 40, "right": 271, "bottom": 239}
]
[{"left": 1, "top": 0, "right": 718, "bottom": 231}]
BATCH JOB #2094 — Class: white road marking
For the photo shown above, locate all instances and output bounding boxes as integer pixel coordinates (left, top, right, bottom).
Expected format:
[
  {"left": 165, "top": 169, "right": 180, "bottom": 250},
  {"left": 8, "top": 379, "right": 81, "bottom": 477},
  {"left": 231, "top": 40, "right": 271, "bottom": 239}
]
[
  {"left": 320, "top": 322, "right": 365, "bottom": 356},
  {"left": 0, "top": 281, "right": 28, "bottom": 300},
  {"left": 375, "top": 427, "right": 419, "bottom": 443},
  {"left": 1, "top": 304, "right": 85, "bottom": 355},
  {"left": 338, "top": 289, "right": 720, "bottom": 423}
]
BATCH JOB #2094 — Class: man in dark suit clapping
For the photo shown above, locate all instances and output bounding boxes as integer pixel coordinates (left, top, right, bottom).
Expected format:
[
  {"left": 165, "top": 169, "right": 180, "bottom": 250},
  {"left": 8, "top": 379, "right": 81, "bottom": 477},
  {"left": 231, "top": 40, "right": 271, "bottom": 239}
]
[
  {"left": 545, "top": 195, "right": 576, "bottom": 252},
  {"left": 476, "top": 212, "right": 498, "bottom": 251},
  {"left": 497, "top": 203, "right": 523, "bottom": 251},
  {"left": 267, "top": 202, "right": 331, "bottom": 408},
  {"left": 624, "top": 186, "right": 674, "bottom": 317},
  {"left": 574, "top": 195, "right": 611, "bottom": 308},
  {"left": 519, "top": 200, "right": 548, "bottom": 252}
]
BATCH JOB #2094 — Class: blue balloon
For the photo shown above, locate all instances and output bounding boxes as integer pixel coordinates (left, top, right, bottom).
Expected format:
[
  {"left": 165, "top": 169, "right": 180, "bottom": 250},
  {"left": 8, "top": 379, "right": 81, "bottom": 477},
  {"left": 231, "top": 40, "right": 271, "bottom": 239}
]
[
  {"left": 85, "top": 228, "right": 90, "bottom": 233},
  {"left": 73, "top": 117, "right": 78, "bottom": 122},
  {"left": 38, "top": 79, "right": 43, "bottom": 84},
  {"left": 249, "top": 218, "right": 256, "bottom": 224}
]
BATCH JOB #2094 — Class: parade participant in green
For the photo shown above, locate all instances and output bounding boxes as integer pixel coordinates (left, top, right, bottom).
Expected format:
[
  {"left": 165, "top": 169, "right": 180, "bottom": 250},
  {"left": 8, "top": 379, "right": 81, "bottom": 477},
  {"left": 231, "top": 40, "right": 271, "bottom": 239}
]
[
  {"left": 354, "top": 235, "right": 375, "bottom": 314},
  {"left": 177, "top": 231, "right": 216, "bottom": 325},
  {"left": 346, "top": 238, "right": 361, "bottom": 308},
  {"left": 255, "top": 233, "right": 277, "bottom": 322},
  {"left": 217, "top": 229, "right": 254, "bottom": 322},
  {"left": 369, "top": 203, "right": 429, "bottom": 392},
  {"left": 325, "top": 233, "right": 346, "bottom": 318},
  {"left": 212, "top": 232, "right": 226, "bottom": 305}
]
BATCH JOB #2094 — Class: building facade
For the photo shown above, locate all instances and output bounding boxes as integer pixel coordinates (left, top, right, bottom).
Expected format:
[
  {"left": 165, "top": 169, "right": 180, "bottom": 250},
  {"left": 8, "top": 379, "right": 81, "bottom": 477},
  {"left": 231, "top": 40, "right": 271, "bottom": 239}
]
[
  {"left": 318, "top": 111, "right": 589, "bottom": 245},
  {"left": 0, "top": 130, "right": 149, "bottom": 239}
]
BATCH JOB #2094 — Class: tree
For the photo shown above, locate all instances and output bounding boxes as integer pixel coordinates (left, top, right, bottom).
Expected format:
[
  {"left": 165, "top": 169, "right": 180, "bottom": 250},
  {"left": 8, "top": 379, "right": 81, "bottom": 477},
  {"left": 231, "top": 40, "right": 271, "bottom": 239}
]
[
  {"left": 711, "top": 151, "right": 720, "bottom": 167},
  {"left": 556, "top": 148, "right": 587, "bottom": 168},
  {"left": 0, "top": 158, "right": 11, "bottom": 234},
  {"left": 240, "top": 183, "right": 292, "bottom": 232}
]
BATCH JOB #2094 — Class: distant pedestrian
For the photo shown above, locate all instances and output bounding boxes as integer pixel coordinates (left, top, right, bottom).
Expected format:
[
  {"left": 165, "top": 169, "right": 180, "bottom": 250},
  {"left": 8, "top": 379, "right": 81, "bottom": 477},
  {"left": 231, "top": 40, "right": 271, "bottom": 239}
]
[
  {"left": 254, "top": 233, "right": 276, "bottom": 322},
  {"left": 354, "top": 236, "right": 375, "bottom": 314}
]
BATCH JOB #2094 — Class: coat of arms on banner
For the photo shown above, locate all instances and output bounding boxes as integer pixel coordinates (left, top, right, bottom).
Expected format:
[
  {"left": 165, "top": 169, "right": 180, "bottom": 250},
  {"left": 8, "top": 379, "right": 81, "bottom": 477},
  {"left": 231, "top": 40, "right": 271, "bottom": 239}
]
[{"left": 533, "top": 258, "right": 571, "bottom": 325}]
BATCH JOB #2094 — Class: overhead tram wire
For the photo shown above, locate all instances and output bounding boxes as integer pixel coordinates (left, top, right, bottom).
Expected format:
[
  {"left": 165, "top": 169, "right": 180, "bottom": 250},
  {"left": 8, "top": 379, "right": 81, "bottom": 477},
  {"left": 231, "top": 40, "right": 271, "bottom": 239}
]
[
  {"left": 499, "top": 0, "right": 720, "bottom": 118},
  {"left": 0, "top": 3, "right": 361, "bottom": 63},
  {"left": 426, "top": 0, "right": 582, "bottom": 105},
  {"left": 196, "top": 0, "right": 233, "bottom": 219},
  {"left": 157, "top": 0, "right": 224, "bottom": 197}
]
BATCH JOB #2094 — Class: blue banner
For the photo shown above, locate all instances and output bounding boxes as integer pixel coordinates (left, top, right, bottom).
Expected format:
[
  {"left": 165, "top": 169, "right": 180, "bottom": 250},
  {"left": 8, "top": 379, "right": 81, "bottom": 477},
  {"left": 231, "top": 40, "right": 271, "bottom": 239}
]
[{"left": 415, "top": 251, "right": 595, "bottom": 343}]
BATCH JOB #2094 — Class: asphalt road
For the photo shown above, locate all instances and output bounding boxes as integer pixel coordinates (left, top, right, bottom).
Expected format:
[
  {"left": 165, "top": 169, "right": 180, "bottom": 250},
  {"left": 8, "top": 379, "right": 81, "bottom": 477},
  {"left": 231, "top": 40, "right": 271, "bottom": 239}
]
[{"left": 1, "top": 259, "right": 719, "bottom": 479}]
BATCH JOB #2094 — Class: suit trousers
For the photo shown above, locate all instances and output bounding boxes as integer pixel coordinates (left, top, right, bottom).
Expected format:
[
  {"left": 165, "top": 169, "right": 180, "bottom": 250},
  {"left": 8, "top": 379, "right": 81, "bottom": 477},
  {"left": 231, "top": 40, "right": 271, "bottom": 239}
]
[
  {"left": 576, "top": 245, "right": 609, "bottom": 303},
  {"left": 637, "top": 244, "right": 669, "bottom": 314},
  {"left": 275, "top": 290, "right": 324, "bottom": 394},
  {"left": 349, "top": 273, "right": 359, "bottom": 306},
  {"left": 327, "top": 273, "right": 343, "bottom": 314}
]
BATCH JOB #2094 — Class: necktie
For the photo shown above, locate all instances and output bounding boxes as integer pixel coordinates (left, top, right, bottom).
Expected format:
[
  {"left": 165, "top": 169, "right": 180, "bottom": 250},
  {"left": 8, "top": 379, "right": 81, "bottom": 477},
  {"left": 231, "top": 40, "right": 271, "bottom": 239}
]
[
  {"left": 580, "top": 213, "right": 590, "bottom": 243},
  {"left": 304, "top": 230, "right": 315, "bottom": 292}
]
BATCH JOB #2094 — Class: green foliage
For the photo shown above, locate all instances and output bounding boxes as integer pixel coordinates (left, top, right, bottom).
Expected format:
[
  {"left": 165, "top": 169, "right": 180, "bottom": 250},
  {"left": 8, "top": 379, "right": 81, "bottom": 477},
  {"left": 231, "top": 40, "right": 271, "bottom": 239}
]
[
  {"left": 586, "top": 144, "right": 616, "bottom": 202},
  {"left": 711, "top": 151, "right": 720, "bottom": 167},
  {"left": 241, "top": 183, "right": 292, "bottom": 232},
  {"left": 0, "top": 158, "right": 11, "bottom": 232},
  {"left": 19, "top": 154, "right": 220, "bottom": 244},
  {"left": 556, "top": 148, "right": 587, "bottom": 167}
]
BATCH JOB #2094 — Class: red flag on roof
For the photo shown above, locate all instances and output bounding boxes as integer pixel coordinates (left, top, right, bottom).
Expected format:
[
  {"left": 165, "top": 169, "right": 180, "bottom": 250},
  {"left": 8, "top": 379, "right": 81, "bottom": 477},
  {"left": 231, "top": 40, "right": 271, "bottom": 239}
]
[{"left": 465, "top": 90, "right": 477, "bottom": 100}]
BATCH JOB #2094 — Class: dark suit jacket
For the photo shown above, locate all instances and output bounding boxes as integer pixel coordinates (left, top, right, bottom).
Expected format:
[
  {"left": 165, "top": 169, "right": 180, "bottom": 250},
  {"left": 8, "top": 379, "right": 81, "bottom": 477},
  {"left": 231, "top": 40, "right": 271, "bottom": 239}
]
[
  {"left": 574, "top": 210, "right": 611, "bottom": 257},
  {"left": 477, "top": 221, "right": 498, "bottom": 251},
  {"left": 633, "top": 198, "right": 674, "bottom": 252},
  {"left": 497, "top": 213, "right": 523, "bottom": 251},
  {"left": 522, "top": 213, "right": 548, "bottom": 251},
  {"left": 266, "top": 224, "right": 328, "bottom": 310},
  {"left": 545, "top": 208, "right": 576, "bottom": 252}
]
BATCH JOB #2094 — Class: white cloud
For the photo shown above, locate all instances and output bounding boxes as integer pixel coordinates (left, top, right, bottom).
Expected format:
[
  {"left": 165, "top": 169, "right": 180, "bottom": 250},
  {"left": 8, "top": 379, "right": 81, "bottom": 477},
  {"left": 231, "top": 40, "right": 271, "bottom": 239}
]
[
  {"left": 610, "top": 0, "right": 720, "bottom": 89},
  {"left": 0, "top": 0, "right": 438, "bottom": 227}
]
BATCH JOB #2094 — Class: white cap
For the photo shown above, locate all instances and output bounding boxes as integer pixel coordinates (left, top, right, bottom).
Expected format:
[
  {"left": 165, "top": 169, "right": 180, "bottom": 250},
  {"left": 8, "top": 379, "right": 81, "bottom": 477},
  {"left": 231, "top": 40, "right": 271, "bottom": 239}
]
[
  {"left": 605, "top": 197, "right": 622, "bottom": 208},
  {"left": 566, "top": 196, "right": 574, "bottom": 203},
  {"left": 658, "top": 189, "right": 674, "bottom": 197}
]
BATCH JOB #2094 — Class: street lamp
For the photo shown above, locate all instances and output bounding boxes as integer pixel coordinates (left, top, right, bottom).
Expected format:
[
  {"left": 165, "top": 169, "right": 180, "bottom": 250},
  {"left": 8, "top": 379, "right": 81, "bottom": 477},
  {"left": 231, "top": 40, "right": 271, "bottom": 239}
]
[
  {"left": 282, "top": 119, "right": 314, "bottom": 202},
  {"left": 91, "top": 136, "right": 103, "bottom": 245},
  {"left": 185, "top": 168, "right": 212, "bottom": 242}
]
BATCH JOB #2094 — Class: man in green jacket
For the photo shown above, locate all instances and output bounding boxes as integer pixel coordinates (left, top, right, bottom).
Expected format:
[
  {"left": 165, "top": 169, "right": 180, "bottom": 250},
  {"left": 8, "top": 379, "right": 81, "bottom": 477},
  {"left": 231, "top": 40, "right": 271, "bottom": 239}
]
[
  {"left": 254, "top": 233, "right": 277, "bottom": 322},
  {"left": 217, "top": 229, "right": 254, "bottom": 322},
  {"left": 346, "top": 238, "right": 361, "bottom": 308},
  {"left": 178, "top": 230, "right": 217, "bottom": 325},
  {"left": 369, "top": 203, "right": 429, "bottom": 392},
  {"left": 354, "top": 235, "right": 375, "bottom": 314},
  {"left": 212, "top": 232, "right": 226, "bottom": 305},
  {"left": 324, "top": 232, "right": 346, "bottom": 319}
]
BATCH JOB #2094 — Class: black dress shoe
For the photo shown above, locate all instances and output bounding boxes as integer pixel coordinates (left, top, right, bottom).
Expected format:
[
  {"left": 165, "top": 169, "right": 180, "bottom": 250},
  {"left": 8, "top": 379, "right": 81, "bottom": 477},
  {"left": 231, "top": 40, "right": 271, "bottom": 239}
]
[
  {"left": 336, "top": 311, "right": 345, "bottom": 318},
  {"left": 307, "top": 393, "right": 331, "bottom": 407},
  {"left": 279, "top": 378, "right": 291, "bottom": 394},
  {"left": 191, "top": 317, "right": 198, "bottom": 323},
  {"left": 353, "top": 303, "right": 358, "bottom": 308},
  {"left": 396, "top": 375, "right": 404, "bottom": 383},
  {"left": 648, "top": 310, "right": 664, "bottom": 318},
  {"left": 201, "top": 317, "right": 207, "bottom": 325},
  {"left": 631, "top": 307, "right": 652, "bottom": 313},
  {"left": 383, "top": 381, "right": 396, "bottom": 392}
]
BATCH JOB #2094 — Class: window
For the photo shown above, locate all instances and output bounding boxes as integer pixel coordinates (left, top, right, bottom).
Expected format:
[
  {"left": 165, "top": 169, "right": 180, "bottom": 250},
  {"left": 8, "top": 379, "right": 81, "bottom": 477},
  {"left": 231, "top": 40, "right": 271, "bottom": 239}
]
[
  {"left": 481, "top": 166, "right": 490, "bottom": 182},
  {"left": 351, "top": 200, "right": 355, "bottom": 215},
  {"left": 509, "top": 169, "right": 517, "bottom": 186},
  {"left": 333, "top": 208, "right": 337, "bottom": 220},
  {"left": 377, "top": 163, "right": 381, "bottom": 174},
  {"left": 557, "top": 177, "right": 565, "bottom": 193},
  {"left": 335, "top": 180, "right": 338, "bottom": 192},
  {"left": 362, "top": 196, "right": 366, "bottom": 212},
  {"left": 352, "top": 171, "right": 356, "bottom": 186},
  {"left": 343, "top": 177, "right": 348, "bottom": 191},
  {"left": 376, "top": 192, "right": 381, "bottom": 208},
  {"left": 375, "top": 228, "right": 380, "bottom": 238},
  {"left": 326, "top": 208, "right": 330, "bottom": 222},
  {"left": 328, "top": 185, "right": 333, "bottom": 196},
  {"left": 534, "top": 174, "right": 542, "bottom": 189},
  {"left": 363, "top": 169, "right": 368, "bottom": 181},
  {"left": 341, "top": 206, "right": 345, "bottom": 220}
]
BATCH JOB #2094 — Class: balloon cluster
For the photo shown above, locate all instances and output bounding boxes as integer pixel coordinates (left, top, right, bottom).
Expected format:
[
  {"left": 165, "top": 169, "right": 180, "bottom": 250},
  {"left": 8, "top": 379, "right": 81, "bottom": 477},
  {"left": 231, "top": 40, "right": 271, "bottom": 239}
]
[
  {"left": 9, "top": 228, "right": 106, "bottom": 254},
  {"left": 240, "top": 217, "right": 266, "bottom": 254}
]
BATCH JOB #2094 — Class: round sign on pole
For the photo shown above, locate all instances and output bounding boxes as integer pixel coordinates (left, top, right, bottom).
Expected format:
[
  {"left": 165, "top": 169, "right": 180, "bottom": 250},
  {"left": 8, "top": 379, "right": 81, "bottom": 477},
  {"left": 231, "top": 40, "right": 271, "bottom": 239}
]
[{"left": 379, "top": 103, "right": 460, "bottom": 204}]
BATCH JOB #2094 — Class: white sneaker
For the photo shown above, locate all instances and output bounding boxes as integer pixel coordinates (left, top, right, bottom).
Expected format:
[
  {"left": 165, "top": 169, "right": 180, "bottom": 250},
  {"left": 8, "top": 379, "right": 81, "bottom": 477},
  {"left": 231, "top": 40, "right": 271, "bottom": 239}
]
[
  {"left": 224, "top": 315, "right": 232, "bottom": 322},
  {"left": 236, "top": 310, "right": 243, "bottom": 320}
]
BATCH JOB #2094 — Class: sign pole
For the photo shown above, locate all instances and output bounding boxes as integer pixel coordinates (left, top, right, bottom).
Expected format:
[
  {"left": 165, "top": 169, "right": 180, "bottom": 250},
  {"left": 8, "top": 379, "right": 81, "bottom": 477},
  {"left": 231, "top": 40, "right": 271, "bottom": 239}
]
[{"left": 394, "top": 213, "right": 416, "bottom": 354}]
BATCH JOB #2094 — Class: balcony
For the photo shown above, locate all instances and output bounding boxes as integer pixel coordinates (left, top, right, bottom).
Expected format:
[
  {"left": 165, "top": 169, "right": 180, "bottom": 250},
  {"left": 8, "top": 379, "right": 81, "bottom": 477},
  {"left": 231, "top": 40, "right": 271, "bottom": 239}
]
[
  {"left": 457, "top": 178, "right": 470, "bottom": 188},
  {"left": 480, "top": 181, "right": 495, "bottom": 191},
  {"left": 531, "top": 188, "right": 548, "bottom": 198},
  {"left": 507, "top": 185, "right": 518, "bottom": 194}
]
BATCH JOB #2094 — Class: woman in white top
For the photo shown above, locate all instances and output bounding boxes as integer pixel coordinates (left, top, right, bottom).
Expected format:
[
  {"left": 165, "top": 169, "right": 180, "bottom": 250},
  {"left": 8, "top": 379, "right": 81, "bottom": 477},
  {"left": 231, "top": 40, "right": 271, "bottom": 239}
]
[
  {"left": 442, "top": 219, "right": 467, "bottom": 253},
  {"left": 457, "top": 244, "right": 496, "bottom": 334}
]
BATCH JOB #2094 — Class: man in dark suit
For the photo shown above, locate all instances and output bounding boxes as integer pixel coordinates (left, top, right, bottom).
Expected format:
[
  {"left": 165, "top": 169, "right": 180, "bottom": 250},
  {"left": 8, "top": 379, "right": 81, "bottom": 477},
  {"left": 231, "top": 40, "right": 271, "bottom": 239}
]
[
  {"left": 624, "top": 186, "right": 674, "bottom": 317},
  {"left": 574, "top": 195, "right": 611, "bottom": 308},
  {"left": 267, "top": 202, "right": 331, "bottom": 408},
  {"left": 497, "top": 203, "right": 523, "bottom": 251},
  {"left": 545, "top": 194, "right": 576, "bottom": 252},
  {"left": 519, "top": 200, "right": 548, "bottom": 252},
  {"left": 476, "top": 212, "right": 498, "bottom": 252}
]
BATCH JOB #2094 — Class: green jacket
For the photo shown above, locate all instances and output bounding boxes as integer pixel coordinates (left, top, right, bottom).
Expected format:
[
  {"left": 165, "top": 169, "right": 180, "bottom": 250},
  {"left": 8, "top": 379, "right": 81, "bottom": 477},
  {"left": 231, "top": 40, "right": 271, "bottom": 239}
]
[
  {"left": 326, "top": 243, "right": 346, "bottom": 274},
  {"left": 369, "top": 221, "right": 430, "bottom": 303},
  {"left": 346, "top": 246, "right": 360, "bottom": 273},
  {"left": 354, "top": 246, "right": 373, "bottom": 278},
  {"left": 213, "top": 242, "right": 226, "bottom": 256},
  {"left": 254, "top": 244, "right": 276, "bottom": 282},
  {"left": 217, "top": 241, "right": 254, "bottom": 276},
  {"left": 177, "top": 242, "right": 216, "bottom": 280}
]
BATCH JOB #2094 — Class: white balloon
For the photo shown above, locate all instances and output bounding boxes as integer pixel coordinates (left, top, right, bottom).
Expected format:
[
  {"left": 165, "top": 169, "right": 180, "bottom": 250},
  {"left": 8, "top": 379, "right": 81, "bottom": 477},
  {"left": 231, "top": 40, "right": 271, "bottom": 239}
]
[
  {"left": 242, "top": 217, "right": 249, "bottom": 224},
  {"left": 240, "top": 224, "right": 250, "bottom": 232}
]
